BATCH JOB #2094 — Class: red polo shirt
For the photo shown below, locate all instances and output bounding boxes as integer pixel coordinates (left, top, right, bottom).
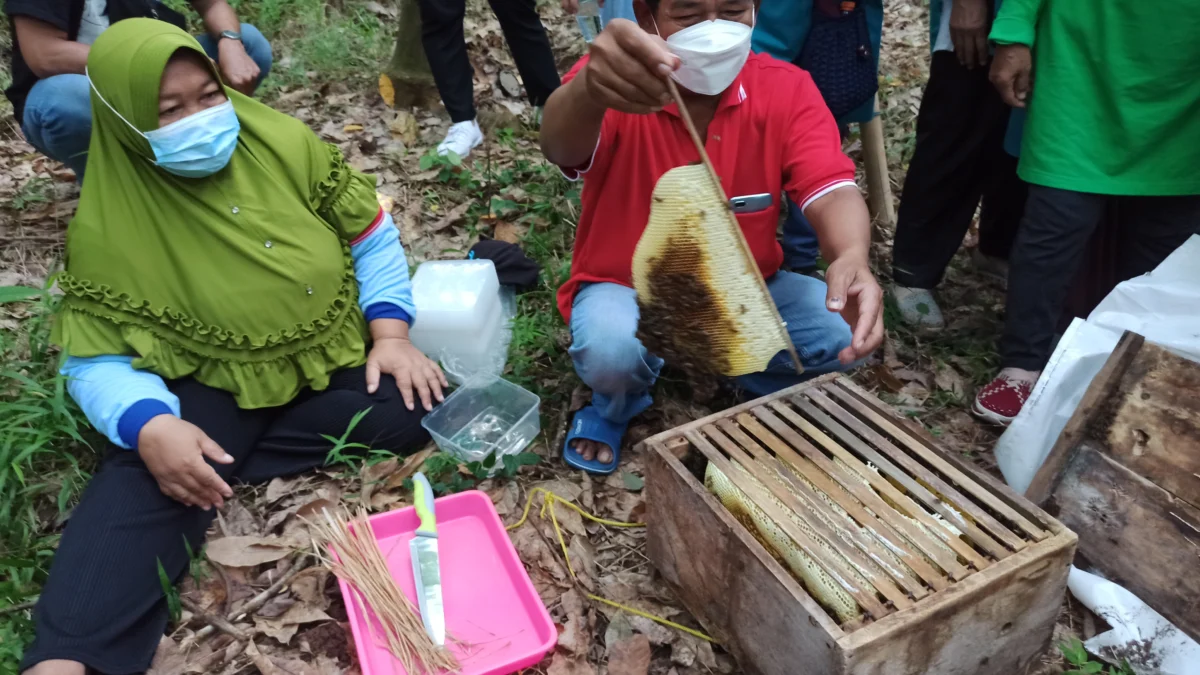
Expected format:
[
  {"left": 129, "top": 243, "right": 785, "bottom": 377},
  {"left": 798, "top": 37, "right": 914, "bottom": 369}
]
[{"left": 555, "top": 52, "right": 857, "bottom": 322}]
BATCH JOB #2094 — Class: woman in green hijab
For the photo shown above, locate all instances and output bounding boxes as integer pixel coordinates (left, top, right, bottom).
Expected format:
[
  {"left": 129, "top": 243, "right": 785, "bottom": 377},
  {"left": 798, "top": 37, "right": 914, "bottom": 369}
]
[{"left": 23, "top": 20, "right": 443, "bottom": 675}]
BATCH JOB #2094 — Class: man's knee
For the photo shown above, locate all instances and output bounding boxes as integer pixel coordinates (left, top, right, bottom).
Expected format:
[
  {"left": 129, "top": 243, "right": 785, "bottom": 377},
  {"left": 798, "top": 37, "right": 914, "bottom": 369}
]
[
  {"left": 24, "top": 76, "right": 92, "bottom": 143},
  {"left": 571, "top": 333, "right": 650, "bottom": 395},
  {"left": 795, "top": 314, "right": 855, "bottom": 374},
  {"left": 238, "top": 23, "right": 274, "bottom": 79}
]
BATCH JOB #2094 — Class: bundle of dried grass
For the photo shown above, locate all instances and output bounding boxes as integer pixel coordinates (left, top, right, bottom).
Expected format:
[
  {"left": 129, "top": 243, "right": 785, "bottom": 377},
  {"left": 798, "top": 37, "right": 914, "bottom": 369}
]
[{"left": 311, "top": 508, "right": 460, "bottom": 674}]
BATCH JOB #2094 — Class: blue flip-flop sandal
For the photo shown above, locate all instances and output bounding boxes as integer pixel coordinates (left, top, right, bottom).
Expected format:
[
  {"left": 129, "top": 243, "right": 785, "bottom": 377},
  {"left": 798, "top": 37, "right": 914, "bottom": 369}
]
[{"left": 563, "top": 406, "right": 626, "bottom": 475}]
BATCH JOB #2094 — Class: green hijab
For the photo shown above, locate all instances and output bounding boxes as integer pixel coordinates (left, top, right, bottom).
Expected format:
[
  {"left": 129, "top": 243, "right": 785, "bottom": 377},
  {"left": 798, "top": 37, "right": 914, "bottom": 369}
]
[{"left": 55, "top": 19, "right": 382, "bottom": 408}]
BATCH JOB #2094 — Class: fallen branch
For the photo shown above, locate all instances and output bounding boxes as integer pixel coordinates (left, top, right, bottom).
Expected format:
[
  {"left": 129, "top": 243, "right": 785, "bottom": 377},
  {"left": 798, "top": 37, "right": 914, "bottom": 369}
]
[
  {"left": 0, "top": 598, "right": 37, "bottom": 615},
  {"left": 181, "top": 596, "right": 248, "bottom": 642},
  {"left": 194, "top": 553, "right": 312, "bottom": 642}
]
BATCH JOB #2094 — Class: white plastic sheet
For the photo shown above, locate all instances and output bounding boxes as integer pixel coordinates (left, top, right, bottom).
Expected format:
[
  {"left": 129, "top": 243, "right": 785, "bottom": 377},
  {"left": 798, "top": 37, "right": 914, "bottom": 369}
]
[
  {"left": 995, "top": 235, "right": 1200, "bottom": 493},
  {"left": 1068, "top": 568, "right": 1200, "bottom": 675}
]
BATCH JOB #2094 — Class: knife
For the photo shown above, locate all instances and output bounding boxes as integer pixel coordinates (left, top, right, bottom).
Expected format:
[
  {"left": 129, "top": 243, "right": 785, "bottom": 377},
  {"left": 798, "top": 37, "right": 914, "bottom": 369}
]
[{"left": 410, "top": 472, "right": 446, "bottom": 645}]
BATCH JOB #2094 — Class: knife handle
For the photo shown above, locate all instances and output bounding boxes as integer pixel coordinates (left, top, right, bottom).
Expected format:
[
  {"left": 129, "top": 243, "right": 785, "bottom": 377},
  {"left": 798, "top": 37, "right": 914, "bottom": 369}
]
[{"left": 413, "top": 472, "right": 437, "bottom": 535}]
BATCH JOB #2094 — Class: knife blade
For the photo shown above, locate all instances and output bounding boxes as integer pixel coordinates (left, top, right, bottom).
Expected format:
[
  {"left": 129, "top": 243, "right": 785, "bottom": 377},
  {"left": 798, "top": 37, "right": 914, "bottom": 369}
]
[{"left": 410, "top": 472, "right": 445, "bottom": 645}]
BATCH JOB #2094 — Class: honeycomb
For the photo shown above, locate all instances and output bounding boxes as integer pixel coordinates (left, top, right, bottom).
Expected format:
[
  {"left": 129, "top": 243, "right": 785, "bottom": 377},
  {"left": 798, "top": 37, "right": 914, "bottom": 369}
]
[{"left": 632, "top": 164, "right": 796, "bottom": 377}]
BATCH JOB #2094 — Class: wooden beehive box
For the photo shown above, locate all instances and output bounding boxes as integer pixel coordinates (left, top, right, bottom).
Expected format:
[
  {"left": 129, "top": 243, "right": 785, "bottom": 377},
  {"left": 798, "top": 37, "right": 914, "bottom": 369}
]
[
  {"left": 640, "top": 374, "right": 1077, "bottom": 675},
  {"left": 1026, "top": 332, "right": 1200, "bottom": 643}
]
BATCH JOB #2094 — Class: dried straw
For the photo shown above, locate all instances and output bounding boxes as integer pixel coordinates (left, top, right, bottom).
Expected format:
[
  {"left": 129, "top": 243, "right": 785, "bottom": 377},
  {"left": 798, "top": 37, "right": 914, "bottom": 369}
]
[{"left": 312, "top": 508, "right": 460, "bottom": 674}]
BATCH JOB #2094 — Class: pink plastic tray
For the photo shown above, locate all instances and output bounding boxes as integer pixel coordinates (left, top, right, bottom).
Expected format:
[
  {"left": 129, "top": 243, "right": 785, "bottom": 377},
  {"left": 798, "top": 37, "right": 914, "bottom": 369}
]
[{"left": 338, "top": 490, "right": 555, "bottom": 675}]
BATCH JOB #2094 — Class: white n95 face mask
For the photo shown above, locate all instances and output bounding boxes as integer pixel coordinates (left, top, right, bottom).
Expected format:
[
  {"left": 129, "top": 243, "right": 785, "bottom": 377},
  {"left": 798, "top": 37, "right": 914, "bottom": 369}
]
[{"left": 661, "top": 14, "right": 754, "bottom": 96}]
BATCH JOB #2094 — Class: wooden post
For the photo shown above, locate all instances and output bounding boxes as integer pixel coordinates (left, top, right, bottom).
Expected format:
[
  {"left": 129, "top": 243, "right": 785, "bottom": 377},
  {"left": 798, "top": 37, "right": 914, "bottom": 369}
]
[{"left": 860, "top": 96, "right": 895, "bottom": 227}]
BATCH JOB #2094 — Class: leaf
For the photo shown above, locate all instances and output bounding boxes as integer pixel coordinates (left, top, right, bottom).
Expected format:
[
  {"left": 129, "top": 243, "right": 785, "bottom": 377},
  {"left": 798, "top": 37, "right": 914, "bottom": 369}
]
[
  {"left": 934, "top": 362, "right": 967, "bottom": 398},
  {"left": 621, "top": 471, "right": 644, "bottom": 492},
  {"left": 1059, "top": 638, "right": 1089, "bottom": 665},
  {"left": 245, "top": 640, "right": 284, "bottom": 675},
  {"left": 254, "top": 604, "right": 334, "bottom": 645},
  {"left": 489, "top": 197, "right": 519, "bottom": 216},
  {"left": 546, "top": 651, "right": 597, "bottom": 675},
  {"left": 418, "top": 154, "right": 435, "bottom": 171},
  {"left": 146, "top": 636, "right": 189, "bottom": 675},
  {"left": 428, "top": 201, "right": 472, "bottom": 232},
  {"left": 157, "top": 558, "right": 181, "bottom": 624},
  {"left": 343, "top": 124, "right": 364, "bottom": 133},
  {"left": 606, "top": 634, "right": 652, "bottom": 675},
  {"left": 0, "top": 286, "right": 40, "bottom": 304},
  {"left": 378, "top": 73, "right": 396, "bottom": 108},
  {"left": 494, "top": 221, "right": 523, "bottom": 244},
  {"left": 205, "top": 536, "right": 291, "bottom": 568}
]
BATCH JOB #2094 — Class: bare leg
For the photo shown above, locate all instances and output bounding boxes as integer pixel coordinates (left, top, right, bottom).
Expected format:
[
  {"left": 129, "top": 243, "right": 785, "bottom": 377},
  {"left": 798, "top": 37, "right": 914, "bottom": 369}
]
[{"left": 23, "top": 660, "right": 86, "bottom": 675}]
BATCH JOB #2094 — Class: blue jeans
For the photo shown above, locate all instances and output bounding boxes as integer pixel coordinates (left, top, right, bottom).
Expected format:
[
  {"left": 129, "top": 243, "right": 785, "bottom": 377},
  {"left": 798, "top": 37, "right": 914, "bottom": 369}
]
[
  {"left": 781, "top": 195, "right": 821, "bottom": 272},
  {"left": 569, "top": 272, "right": 856, "bottom": 424},
  {"left": 21, "top": 23, "right": 272, "bottom": 179}
]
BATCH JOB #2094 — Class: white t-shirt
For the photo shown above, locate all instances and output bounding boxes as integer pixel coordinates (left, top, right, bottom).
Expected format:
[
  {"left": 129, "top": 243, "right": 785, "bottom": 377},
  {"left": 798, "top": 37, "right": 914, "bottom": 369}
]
[{"left": 77, "top": 0, "right": 111, "bottom": 46}]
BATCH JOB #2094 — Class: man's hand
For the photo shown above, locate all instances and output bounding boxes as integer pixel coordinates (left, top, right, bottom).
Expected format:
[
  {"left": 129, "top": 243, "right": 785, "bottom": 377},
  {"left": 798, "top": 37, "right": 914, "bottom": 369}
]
[
  {"left": 989, "top": 44, "right": 1032, "bottom": 108},
  {"left": 217, "top": 38, "right": 259, "bottom": 95},
  {"left": 366, "top": 337, "right": 448, "bottom": 412},
  {"left": 582, "top": 19, "right": 679, "bottom": 114},
  {"left": 824, "top": 256, "right": 885, "bottom": 365},
  {"left": 138, "top": 416, "right": 234, "bottom": 510},
  {"left": 950, "top": 0, "right": 990, "bottom": 69}
]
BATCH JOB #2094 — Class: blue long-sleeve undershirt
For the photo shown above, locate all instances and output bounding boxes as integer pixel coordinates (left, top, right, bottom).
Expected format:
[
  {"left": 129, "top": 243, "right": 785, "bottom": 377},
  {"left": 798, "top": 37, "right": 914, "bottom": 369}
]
[{"left": 64, "top": 211, "right": 414, "bottom": 450}]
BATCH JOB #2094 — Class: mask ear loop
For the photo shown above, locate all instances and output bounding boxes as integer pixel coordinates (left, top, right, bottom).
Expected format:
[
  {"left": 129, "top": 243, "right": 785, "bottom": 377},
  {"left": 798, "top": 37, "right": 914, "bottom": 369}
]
[{"left": 85, "top": 67, "right": 150, "bottom": 140}]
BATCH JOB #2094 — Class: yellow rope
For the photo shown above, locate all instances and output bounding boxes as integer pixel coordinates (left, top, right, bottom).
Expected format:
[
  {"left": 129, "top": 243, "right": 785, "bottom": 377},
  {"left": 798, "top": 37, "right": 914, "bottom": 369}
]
[{"left": 506, "top": 488, "right": 714, "bottom": 643}]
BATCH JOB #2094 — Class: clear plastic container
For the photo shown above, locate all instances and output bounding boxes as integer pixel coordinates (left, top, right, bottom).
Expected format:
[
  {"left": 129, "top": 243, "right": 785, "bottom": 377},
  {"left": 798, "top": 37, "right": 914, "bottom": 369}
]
[
  {"left": 422, "top": 375, "right": 541, "bottom": 465},
  {"left": 409, "top": 260, "right": 506, "bottom": 385},
  {"left": 576, "top": 0, "right": 602, "bottom": 42}
]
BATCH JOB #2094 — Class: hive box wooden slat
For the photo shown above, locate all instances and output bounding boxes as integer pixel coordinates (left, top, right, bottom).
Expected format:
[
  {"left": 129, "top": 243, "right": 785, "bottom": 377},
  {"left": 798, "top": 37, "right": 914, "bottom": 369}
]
[
  {"left": 1026, "top": 332, "right": 1200, "bottom": 643},
  {"left": 641, "top": 374, "right": 1077, "bottom": 675}
]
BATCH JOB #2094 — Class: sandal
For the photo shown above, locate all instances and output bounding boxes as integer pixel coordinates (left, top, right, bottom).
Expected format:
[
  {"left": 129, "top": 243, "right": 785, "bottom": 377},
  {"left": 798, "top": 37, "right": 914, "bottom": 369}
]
[{"left": 562, "top": 406, "right": 626, "bottom": 475}]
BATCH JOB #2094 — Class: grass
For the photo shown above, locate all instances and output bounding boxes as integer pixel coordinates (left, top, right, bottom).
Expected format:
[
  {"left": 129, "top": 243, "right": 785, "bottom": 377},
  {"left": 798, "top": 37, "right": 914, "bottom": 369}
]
[{"left": 0, "top": 291, "right": 96, "bottom": 668}]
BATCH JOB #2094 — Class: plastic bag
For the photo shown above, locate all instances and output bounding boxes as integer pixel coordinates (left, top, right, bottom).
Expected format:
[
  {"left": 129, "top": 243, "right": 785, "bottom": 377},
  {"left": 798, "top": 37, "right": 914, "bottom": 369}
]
[
  {"left": 1068, "top": 567, "right": 1200, "bottom": 675},
  {"left": 995, "top": 235, "right": 1200, "bottom": 493}
]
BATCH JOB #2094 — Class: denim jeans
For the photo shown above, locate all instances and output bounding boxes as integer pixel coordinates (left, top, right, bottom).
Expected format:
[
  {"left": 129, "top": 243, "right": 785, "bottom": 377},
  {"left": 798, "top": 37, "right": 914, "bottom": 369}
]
[
  {"left": 781, "top": 195, "right": 820, "bottom": 272},
  {"left": 20, "top": 23, "right": 272, "bottom": 179},
  {"left": 569, "top": 272, "right": 856, "bottom": 424}
]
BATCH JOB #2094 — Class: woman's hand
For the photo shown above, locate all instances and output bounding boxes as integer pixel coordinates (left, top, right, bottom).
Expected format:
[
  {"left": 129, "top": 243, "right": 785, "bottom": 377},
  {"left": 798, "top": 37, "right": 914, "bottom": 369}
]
[
  {"left": 138, "top": 416, "right": 235, "bottom": 510},
  {"left": 366, "top": 337, "right": 448, "bottom": 412},
  {"left": 823, "top": 256, "right": 885, "bottom": 365}
]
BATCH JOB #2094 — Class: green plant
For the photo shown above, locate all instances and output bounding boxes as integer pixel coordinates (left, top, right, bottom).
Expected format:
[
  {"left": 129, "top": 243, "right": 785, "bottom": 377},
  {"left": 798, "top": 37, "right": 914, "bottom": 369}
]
[
  {"left": 419, "top": 151, "right": 480, "bottom": 191},
  {"left": 182, "top": 536, "right": 208, "bottom": 581},
  {"left": 1059, "top": 637, "right": 1134, "bottom": 675},
  {"left": 157, "top": 557, "right": 182, "bottom": 624},
  {"left": 322, "top": 407, "right": 395, "bottom": 469},
  {"left": 10, "top": 177, "right": 53, "bottom": 211},
  {"left": 417, "top": 450, "right": 541, "bottom": 495}
]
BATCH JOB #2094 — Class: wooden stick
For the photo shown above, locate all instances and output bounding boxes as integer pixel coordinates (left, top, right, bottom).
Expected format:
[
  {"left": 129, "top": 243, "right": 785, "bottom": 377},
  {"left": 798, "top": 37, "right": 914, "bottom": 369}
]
[
  {"left": 194, "top": 555, "right": 312, "bottom": 642},
  {"left": 181, "top": 596, "right": 249, "bottom": 642},
  {"left": 664, "top": 78, "right": 803, "bottom": 375}
]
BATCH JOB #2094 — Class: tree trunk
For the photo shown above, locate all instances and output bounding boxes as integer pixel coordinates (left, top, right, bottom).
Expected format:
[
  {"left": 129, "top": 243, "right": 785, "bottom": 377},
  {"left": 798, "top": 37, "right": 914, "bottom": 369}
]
[{"left": 383, "top": 0, "right": 438, "bottom": 108}]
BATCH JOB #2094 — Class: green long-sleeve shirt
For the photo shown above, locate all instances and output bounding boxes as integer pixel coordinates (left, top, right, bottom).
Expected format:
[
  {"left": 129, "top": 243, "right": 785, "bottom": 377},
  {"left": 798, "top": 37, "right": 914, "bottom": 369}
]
[{"left": 990, "top": 0, "right": 1200, "bottom": 195}]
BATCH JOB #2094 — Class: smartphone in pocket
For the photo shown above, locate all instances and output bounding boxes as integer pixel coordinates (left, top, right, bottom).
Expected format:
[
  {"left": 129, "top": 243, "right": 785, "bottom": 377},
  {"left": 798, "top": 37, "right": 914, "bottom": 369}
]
[{"left": 729, "top": 193, "right": 773, "bottom": 214}]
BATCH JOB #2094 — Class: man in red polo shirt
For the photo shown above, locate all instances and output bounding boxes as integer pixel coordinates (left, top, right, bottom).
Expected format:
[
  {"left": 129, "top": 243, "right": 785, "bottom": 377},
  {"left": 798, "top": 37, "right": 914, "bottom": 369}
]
[{"left": 541, "top": 0, "right": 883, "bottom": 473}]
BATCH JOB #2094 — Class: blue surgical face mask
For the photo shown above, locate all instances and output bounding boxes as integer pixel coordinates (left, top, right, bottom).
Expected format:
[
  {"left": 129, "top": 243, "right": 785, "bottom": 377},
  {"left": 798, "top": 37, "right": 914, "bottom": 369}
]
[{"left": 88, "top": 70, "right": 241, "bottom": 178}]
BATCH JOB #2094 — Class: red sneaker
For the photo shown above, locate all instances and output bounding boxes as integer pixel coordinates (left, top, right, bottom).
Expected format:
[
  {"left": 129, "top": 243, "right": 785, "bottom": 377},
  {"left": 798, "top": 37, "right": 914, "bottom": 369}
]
[{"left": 973, "top": 374, "right": 1034, "bottom": 425}]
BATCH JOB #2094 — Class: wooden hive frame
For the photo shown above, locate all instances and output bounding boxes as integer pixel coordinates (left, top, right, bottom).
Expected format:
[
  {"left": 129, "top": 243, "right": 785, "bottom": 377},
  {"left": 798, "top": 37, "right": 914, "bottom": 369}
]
[{"left": 640, "top": 374, "right": 1077, "bottom": 675}]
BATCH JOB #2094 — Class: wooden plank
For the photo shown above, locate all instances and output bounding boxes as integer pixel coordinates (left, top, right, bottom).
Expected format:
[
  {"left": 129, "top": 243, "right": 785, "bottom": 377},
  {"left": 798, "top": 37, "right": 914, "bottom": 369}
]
[
  {"left": 714, "top": 419, "right": 929, "bottom": 600},
  {"left": 716, "top": 418, "right": 945, "bottom": 593},
  {"left": 1050, "top": 444, "right": 1200, "bottom": 643},
  {"left": 645, "top": 441, "right": 845, "bottom": 675},
  {"left": 839, "top": 530, "right": 1077, "bottom": 675},
  {"left": 760, "top": 403, "right": 985, "bottom": 574},
  {"left": 704, "top": 424, "right": 915, "bottom": 609},
  {"left": 832, "top": 378, "right": 1060, "bottom": 534},
  {"left": 1095, "top": 341, "right": 1200, "bottom": 508},
  {"left": 637, "top": 373, "right": 840, "bottom": 453},
  {"left": 860, "top": 98, "right": 896, "bottom": 228},
  {"left": 823, "top": 382, "right": 1049, "bottom": 542},
  {"left": 1025, "top": 331, "right": 1146, "bottom": 504},
  {"left": 686, "top": 429, "right": 891, "bottom": 619},
  {"left": 803, "top": 391, "right": 1019, "bottom": 557},
  {"left": 741, "top": 409, "right": 967, "bottom": 581}
]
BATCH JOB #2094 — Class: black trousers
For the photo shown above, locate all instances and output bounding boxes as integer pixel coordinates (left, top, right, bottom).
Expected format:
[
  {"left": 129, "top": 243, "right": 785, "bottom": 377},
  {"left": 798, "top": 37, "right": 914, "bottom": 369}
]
[
  {"left": 1001, "top": 187, "right": 1200, "bottom": 370},
  {"left": 416, "top": 0, "right": 561, "bottom": 123},
  {"left": 22, "top": 367, "right": 429, "bottom": 675},
  {"left": 892, "top": 51, "right": 1028, "bottom": 289}
]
